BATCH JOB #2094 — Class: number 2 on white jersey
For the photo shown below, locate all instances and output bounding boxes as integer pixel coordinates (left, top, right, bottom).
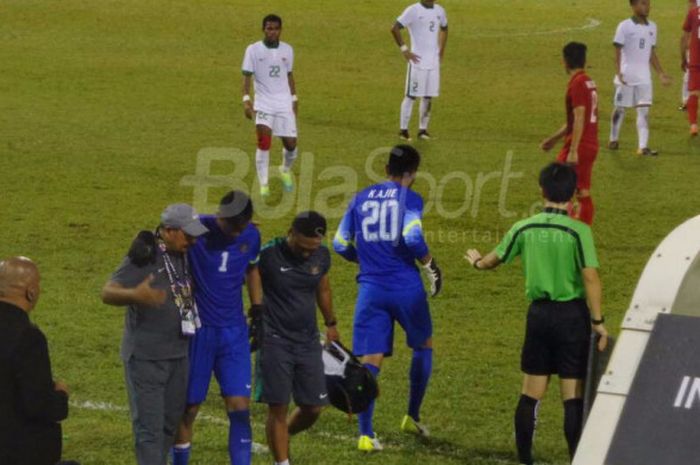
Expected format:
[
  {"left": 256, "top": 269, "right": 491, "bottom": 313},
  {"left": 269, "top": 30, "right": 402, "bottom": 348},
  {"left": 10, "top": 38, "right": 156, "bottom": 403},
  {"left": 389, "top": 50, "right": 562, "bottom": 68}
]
[
  {"left": 218, "top": 251, "right": 229, "bottom": 273},
  {"left": 361, "top": 200, "right": 399, "bottom": 242}
]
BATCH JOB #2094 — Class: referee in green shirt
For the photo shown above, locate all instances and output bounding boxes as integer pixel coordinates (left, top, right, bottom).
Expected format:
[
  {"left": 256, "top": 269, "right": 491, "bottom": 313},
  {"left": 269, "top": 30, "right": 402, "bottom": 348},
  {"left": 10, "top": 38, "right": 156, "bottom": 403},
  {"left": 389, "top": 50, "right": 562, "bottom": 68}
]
[{"left": 465, "top": 163, "right": 608, "bottom": 465}]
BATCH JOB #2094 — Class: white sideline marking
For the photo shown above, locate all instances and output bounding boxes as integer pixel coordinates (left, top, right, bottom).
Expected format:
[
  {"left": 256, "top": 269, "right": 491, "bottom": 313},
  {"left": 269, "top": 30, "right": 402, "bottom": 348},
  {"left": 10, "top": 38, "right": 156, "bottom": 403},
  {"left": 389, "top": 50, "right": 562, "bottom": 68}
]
[
  {"left": 471, "top": 18, "right": 601, "bottom": 38},
  {"left": 71, "top": 399, "right": 565, "bottom": 464}
]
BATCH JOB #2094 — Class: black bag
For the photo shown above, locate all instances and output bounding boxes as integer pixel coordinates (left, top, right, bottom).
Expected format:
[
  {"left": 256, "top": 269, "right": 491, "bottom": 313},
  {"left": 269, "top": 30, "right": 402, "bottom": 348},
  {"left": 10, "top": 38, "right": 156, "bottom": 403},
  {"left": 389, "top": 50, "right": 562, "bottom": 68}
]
[
  {"left": 127, "top": 230, "right": 157, "bottom": 267},
  {"left": 323, "top": 341, "right": 378, "bottom": 414}
]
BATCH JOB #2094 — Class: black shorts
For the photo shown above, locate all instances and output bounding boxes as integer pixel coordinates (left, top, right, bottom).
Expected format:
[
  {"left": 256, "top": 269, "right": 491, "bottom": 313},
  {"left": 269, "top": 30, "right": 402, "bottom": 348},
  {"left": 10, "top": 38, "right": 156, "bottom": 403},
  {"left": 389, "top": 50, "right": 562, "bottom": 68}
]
[
  {"left": 257, "top": 335, "right": 329, "bottom": 406},
  {"left": 521, "top": 299, "right": 591, "bottom": 379}
]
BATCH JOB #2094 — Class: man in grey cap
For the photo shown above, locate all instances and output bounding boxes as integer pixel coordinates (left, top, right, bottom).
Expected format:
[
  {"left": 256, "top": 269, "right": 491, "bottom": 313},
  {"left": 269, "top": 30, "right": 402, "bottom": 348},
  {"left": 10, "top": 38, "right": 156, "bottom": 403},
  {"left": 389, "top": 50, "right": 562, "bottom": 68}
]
[{"left": 101, "top": 204, "right": 208, "bottom": 465}]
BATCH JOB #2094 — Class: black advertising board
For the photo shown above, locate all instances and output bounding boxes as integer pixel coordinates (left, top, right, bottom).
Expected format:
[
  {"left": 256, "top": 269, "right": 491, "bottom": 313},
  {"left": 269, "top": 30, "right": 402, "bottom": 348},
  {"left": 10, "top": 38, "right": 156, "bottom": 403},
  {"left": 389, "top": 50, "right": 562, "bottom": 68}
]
[{"left": 606, "top": 314, "right": 700, "bottom": 465}]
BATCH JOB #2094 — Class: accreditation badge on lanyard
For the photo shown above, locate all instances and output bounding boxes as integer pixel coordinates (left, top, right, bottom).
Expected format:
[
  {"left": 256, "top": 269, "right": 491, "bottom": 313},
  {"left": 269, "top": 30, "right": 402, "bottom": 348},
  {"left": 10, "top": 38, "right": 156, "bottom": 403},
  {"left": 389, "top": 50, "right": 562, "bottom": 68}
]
[{"left": 159, "top": 242, "right": 201, "bottom": 337}]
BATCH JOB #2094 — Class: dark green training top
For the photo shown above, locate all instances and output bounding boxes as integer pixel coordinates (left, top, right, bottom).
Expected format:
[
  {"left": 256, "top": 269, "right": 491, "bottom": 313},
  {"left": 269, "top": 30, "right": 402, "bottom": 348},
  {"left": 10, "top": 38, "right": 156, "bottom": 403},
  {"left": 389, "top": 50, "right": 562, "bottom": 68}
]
[
  {"left": 494, "top": 208, "right": 598, "bottom": 302},
  {"left": 258, "top": 237, "right": 331, "bottom": 344}
]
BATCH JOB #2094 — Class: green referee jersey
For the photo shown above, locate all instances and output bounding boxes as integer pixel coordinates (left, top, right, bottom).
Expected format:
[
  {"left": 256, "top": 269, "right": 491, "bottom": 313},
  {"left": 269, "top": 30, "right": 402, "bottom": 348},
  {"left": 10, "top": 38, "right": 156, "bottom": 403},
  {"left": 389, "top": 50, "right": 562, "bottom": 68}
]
[{"left": 494, "top": 208, "right": 599, "bottom": 302}]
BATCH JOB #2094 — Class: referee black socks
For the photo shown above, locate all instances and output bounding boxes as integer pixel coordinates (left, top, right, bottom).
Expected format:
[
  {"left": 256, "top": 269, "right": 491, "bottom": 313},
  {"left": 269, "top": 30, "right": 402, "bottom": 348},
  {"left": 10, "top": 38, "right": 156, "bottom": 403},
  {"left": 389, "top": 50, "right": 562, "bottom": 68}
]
[
  {"left": 514, "top": 394, "right": 539, "bottom": 465},
  {"left": 563, "top": 398, "right": 584, "bottom": 460}
]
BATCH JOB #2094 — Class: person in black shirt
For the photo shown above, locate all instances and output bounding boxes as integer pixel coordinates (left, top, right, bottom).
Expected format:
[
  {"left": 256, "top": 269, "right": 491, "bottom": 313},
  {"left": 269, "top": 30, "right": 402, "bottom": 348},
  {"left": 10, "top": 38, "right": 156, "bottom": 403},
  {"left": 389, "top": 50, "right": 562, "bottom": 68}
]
[
  {"left": 252, "top": 211, "right": 340, "bottom": 465},
  {"left": 0, "top": 257, "right": 75, "bottom": 465}
]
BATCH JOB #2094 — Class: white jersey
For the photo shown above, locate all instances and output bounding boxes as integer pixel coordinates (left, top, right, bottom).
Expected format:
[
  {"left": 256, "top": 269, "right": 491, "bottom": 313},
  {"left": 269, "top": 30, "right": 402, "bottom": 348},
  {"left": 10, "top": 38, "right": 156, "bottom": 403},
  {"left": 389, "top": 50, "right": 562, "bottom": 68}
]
[
  {"left": 613, "top": 18, "right": 657, "bottom": 86},
  {"left": 397, "top": 2, "right": 447, "bottom": 70},
  {"left": 242, "top": 40, "right": 294, "bottom": 113}
]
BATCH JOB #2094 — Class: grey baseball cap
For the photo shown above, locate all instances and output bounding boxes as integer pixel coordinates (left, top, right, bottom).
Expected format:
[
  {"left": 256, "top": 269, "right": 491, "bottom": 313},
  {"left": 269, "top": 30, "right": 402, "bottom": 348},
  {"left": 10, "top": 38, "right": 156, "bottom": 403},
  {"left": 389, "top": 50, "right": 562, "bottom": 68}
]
[{"left": 161, "top": 204, "right": 209, "bottom": 237}]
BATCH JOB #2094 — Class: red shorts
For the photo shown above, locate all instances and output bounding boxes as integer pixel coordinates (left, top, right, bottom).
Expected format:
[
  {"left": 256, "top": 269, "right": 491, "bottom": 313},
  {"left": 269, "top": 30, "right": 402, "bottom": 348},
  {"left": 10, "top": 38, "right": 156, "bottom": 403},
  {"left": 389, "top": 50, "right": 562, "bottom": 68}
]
[
  {"left": 556, "top": 142, "right": 598, "bottom": 191},
  {"left": 689, "top": 66, "right": 700, "bottom": 92}
]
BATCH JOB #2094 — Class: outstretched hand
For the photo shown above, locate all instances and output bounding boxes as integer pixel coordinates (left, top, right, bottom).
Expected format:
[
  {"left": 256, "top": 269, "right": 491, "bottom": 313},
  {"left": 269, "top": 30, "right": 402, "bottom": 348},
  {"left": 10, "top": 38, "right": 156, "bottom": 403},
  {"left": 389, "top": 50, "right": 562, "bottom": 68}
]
[{"left": 133, "top": 275, "right": 166, "bottom": 308}]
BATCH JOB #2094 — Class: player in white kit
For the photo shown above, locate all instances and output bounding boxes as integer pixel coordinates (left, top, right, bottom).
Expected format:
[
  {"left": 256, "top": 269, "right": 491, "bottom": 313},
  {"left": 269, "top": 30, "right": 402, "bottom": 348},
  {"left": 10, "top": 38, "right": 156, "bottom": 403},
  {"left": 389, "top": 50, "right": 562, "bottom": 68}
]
[
  {"left": 242, "top": 14, "right": 298, "bottom": 198},
  {"left": 391, "top": 0, "right": 448, "bottom": 141},
  {"left": 608, "top": 0, "right": 671, "bottom": 157}
]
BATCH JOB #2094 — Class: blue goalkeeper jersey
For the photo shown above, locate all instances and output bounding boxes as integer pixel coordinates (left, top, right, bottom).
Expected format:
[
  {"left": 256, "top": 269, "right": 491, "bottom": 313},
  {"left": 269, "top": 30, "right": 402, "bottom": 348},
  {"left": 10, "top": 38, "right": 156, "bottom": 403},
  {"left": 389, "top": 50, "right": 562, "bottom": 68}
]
[
  {"left": 188, "top": 216, "right": 261, "bottom": 327},
  {"left": 333, "top": 181, "right": 429, "bottom": 290}
]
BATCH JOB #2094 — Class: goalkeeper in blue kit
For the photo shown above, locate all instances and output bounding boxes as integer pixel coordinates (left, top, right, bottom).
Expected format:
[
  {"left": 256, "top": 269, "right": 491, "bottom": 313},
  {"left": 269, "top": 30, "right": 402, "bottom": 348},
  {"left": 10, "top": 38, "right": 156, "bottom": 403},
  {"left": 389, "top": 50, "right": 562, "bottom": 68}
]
[
  {"left": 333, "top": 145, "right": 442, "bottom": 451},
  {"left": 172, "top": 191, "right": 262, "bottom": 465}
]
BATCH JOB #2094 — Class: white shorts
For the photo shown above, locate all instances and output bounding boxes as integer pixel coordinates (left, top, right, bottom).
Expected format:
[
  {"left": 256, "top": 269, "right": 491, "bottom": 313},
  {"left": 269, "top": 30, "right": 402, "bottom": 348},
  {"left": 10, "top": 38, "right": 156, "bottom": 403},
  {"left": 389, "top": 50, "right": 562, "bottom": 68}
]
[
  {"left": 255, "top": 110, "right": 297, "bottom": 138},
  {"left": 405, "top": 65, "right": 440, "bottom": 98},
  {"left": 614, "top": 83, "right": 653, "bottom": 108}
]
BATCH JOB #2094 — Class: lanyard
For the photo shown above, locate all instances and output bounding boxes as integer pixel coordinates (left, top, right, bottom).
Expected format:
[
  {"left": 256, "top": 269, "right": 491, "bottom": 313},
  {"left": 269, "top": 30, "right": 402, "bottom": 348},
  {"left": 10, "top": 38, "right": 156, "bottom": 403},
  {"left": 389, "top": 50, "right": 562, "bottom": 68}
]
[{"left": 157, "top": 240, "right": 200, "bottom": 335}]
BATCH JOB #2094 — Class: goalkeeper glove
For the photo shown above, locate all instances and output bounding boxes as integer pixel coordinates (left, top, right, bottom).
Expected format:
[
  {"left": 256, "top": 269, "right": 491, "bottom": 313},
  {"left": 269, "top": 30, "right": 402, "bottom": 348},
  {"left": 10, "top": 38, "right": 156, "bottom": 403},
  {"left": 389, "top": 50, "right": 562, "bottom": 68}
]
[
  {"left": 248, "top": 304, "right": 264, "bottom": 352},
  {"left": 422, "top": 258, "right": 442, "bottom": 297}
]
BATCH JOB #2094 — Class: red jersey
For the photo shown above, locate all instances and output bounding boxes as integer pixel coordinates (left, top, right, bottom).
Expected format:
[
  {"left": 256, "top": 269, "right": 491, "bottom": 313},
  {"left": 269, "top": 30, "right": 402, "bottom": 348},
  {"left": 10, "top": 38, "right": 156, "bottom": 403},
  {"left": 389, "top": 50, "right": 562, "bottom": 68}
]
[
  {"left": 684, "top": 7, "right": 700, "bottom": 68},
  {"left": 565, "top": 71, "right": 598, "bottom": 148}
]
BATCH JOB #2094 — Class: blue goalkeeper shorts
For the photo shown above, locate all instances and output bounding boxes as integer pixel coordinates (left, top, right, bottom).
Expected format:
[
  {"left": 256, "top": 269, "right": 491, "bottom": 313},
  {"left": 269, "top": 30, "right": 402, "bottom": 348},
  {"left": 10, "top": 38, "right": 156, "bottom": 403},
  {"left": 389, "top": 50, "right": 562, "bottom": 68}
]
[
  {"left": 352, "top": 283, "right": 432, "bottom": 357},
  {"left": 186, "top": 325, "right": 251, "bottom": 405}
]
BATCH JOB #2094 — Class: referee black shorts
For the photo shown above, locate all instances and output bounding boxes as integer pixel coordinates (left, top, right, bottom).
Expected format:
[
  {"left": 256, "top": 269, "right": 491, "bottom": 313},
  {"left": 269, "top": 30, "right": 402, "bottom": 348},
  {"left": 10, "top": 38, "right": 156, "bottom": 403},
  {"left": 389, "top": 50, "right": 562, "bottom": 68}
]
[
  {"left": 256, "top": 334, "right": 329, "bottom": 407},
  {"left": 521, "top": 299, "right": 591, "bottom": 379}
]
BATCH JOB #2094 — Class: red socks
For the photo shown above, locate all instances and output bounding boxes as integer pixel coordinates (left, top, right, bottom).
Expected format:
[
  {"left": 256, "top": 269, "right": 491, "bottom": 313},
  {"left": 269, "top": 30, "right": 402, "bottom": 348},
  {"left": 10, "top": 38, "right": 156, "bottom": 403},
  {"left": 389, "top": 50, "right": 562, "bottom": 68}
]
[
  {"left": 577, "top": 196, "right": 595, "bottom": 225},
  {"left": 688, "top": 95, "right": 698, "bottom": 125}
]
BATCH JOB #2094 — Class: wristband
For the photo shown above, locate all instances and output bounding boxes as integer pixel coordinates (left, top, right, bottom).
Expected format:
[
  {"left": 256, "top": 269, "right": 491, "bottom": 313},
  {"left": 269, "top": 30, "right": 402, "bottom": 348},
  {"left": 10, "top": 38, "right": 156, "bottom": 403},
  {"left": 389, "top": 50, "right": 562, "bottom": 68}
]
[
  {"left": 400, "top": 44, "right": 409, "bottom": 52},
  {"left": 292, "top": 94, "right": 298, "bottom": 102},
  {"left": 591, "top": 316, "right": 605, "bottom": 326},
  {"left": 324, "top": 318, "right": 337, "bottom": 327},
  {"left": 242, "top": 95, "right": 251, "bottom": 103},
  {"left": 473, "top": 258, "right": 482, "bottom": 270}
]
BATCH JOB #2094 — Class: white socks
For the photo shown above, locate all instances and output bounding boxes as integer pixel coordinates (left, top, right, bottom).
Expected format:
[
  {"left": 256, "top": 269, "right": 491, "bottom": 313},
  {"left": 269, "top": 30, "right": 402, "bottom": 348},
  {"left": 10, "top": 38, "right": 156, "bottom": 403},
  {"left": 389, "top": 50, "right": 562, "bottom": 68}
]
[
  {"left": 255, "top": 149, "right": 270, "bottom": 186},
  {"left": 610, "top": 107, "right": 626, "bottom": 142},
  {"left": 400, "top": 97, "right": 415, "bottom": 130},
  {"left": 636, "top": 106, "right": 650, "bottom": 150},
  {"left": 419, "top": 98, "right": 432, "bottom": 131},
  {"left": 282, "top": 147, "right": 298, "bottom": 172},
  {"left": 275, "top": 461, "right": 290, "bottom": 465}
]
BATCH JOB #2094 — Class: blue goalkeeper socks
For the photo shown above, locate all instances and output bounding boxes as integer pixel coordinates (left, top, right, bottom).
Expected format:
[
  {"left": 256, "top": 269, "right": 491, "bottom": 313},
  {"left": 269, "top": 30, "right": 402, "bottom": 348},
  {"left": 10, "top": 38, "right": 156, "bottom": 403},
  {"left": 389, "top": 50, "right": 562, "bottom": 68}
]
[
  {"left": 228, "top": 410, "right": 252, "bottom": 465},
  {"left": 359, "top": 364, "right": 380, "bottom": 437},
  {"left": 171, "top": 443, "right": 191, "bottom": 465},
  {"left": 408, "top": 348, "right": 433, "bottom": 422}
]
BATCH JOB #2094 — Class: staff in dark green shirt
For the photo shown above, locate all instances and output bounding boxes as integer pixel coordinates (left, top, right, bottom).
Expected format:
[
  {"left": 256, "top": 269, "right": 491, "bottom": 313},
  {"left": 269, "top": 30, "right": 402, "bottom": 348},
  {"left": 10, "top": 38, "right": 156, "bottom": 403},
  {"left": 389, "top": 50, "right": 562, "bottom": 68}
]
[{"left": 465, "top": 163, "right": 608, "bottom": 465}]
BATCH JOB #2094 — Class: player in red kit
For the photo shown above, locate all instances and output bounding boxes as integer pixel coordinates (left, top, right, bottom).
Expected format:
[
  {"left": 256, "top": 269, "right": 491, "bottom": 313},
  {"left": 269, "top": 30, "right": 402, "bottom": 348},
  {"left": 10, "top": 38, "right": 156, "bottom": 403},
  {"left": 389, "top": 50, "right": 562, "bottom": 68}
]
[
  {"left": 682, "top": 4, "right": 700, "bottom": 136},
  {"left": 540, "top": 42, "right": 598, "bottom": 226}
]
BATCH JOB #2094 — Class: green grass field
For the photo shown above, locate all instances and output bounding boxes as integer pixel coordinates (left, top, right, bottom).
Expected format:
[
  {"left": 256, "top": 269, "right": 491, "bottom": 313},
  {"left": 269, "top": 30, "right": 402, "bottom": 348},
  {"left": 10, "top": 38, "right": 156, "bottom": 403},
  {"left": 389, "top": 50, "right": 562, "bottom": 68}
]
[{"left": 2, "top": 0, "right": 700, "bottom": 464}]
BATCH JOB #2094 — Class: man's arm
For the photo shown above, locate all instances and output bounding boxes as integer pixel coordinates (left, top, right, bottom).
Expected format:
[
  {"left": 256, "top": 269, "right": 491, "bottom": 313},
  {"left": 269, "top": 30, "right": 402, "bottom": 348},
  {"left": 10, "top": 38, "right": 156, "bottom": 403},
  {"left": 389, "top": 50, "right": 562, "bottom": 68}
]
[
  {"left": 333, "top": 204, "right": 359, "bottom": 262},
  {"left": 650, "top": 48, "right": 672, "bottom": 85},
  {"left": 582, "top": 267, "right": 608, "bottom": 351},
  {"left": 540, "top": 124, "right": 568, "bottom": 152},
  {"left": 567, "top": 106, "right": 586, "bottom": 164},
  {"left": 101, "top": 277, "right": 166, "bottom": 308},
  {"left": 391, "top": 21, "right": 420, "bottom": 64},
  {"left": 14, "top": 329, "right": 68, "bottom": 423},
  {"left": 316, "top": 274, "right": 339, "bottom": 342},
  {"left": 465, "top": 250, "right": 502, "bottom": 270},
  {"left": 287, "top": 72, "right": 298, "bottom": 115},
  {"left": 614, "top": 45, "right": 626, "bottom": 85},
  {"left": 245, "top": 265, "right": 263, "bottom": 306},
  {"left": 439, "top": 26, "right": 448, "bottom": 61},
  {"left": 681, "top": 31, "right": 691, "bottom": 71},
  {"left": 242, "top": 73, "right": 254, "bottom": 120}
]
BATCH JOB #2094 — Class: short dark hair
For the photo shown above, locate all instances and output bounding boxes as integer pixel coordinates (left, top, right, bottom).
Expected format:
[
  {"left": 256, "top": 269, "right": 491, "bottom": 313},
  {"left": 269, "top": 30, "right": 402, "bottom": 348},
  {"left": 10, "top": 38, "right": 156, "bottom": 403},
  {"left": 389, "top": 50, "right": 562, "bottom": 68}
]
[
  {"left": 262, "top": 14, "right": 282, "bottom": 29},
  {"left": 563, "top": 42, "right": 587, "bottom": 69},
  {"left": 539, "top": 163, "right": 577, "bottom": 202},
  {"left": 218, "top": 190, "right": 253, "bottom": 223},
  {"left": 387, "top": 145, "right": 421, "bottom": 177},
  {"left": 292, "top": 211, "right": 327, "bottom": 238}
]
